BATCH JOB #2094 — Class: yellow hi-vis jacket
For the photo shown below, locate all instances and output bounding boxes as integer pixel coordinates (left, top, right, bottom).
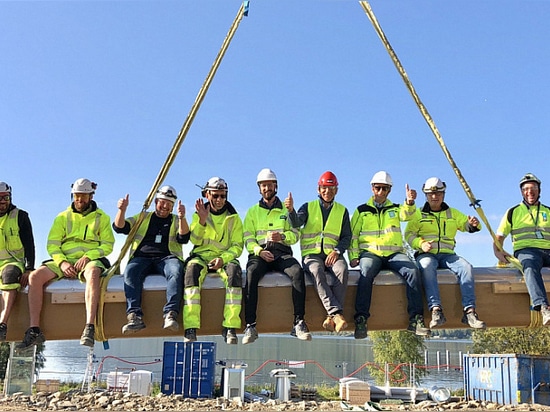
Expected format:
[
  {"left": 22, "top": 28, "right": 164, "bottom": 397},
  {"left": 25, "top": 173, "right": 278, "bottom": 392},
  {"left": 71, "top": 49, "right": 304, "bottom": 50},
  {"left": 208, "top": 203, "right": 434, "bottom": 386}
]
[
  {"left": 405, "top": 202, "right": 481, "bottom": 255},
  {"left": 349, "top": 197, "right": 416, "bottom": 260},
  {"left": 0, "top": 208, "right": 24, "bottom": 264},
  {"left": 47, "top": 202, "right": 114, "bottom": 267},
  {"left": 189, "top": 202, "right": 243, "bottom": 263},
  {"left": 497, "top": 201, "right": 550, "bottom": 251},
  {"left": 243, "top": 197, "right": 299, "bottom": 256},
  {"left": 300, "top": 201, "right": 346, "bottom": 257},
  {"left": 127, "top": 212, "right": 184, "bottom": 260}
]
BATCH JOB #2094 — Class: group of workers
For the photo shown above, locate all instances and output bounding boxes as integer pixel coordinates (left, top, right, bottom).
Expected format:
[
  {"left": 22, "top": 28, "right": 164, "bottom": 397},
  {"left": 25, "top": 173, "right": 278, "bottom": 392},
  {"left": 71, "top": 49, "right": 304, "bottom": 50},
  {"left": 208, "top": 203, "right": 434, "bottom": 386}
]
[{"left": 0, "top": 170, "right": 549, "bottom": 349}]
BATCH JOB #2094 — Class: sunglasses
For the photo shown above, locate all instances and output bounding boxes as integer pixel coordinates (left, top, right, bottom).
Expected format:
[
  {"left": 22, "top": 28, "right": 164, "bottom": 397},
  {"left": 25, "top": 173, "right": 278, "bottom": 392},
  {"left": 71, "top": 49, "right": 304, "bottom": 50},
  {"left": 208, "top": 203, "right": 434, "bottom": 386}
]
[
  {"left": 373, "top": 186, "right": 390, "bottom": 192},
  {"left": 0, "top": 195, "right": 11, "bottom": 201},
  {"left": 211, "top": 194, "right": 227, "bottom": 199}
]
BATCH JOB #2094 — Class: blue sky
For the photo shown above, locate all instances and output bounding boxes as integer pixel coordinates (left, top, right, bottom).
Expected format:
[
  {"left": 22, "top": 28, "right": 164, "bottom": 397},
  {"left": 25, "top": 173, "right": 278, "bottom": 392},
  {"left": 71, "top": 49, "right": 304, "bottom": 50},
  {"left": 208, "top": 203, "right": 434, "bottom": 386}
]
[{"left": 2, "top": 0, "right": 549, "bottom": 268}]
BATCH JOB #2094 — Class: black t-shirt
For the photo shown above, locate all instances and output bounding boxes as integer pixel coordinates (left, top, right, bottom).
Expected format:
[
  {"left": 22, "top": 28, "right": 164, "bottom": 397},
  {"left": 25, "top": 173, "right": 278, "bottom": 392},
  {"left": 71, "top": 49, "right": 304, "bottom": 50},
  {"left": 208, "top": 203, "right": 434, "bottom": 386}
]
[{"left": 134, "top": 214, "right": 173, "bottom": 258}]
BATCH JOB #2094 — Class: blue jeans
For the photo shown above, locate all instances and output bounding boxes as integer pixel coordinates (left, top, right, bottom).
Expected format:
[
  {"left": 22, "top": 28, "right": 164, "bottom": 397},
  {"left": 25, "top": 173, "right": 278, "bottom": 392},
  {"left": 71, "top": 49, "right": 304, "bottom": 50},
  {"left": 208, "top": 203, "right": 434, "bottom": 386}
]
[
  {"left": 354, "top": 252, "right": 423, "bottom": 321},
  {"left": 515, "top": 247, "right": 550, "bottom": 308},
  {"left": 123, "top": 256, "right": 184, "bottom": 316},
  {"left": 416, "top": 253, "right": 476, "bottom": 311}
]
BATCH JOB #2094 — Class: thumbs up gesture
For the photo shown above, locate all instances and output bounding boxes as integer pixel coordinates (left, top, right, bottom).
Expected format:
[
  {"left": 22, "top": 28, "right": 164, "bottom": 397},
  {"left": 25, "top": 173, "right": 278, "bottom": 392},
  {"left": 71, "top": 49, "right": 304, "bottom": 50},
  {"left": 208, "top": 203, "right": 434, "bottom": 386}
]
[
  {"left": 405, "top": 184, "right": 416, "bottom": 205},
  {"left": 284, "top": 192, "right": 294, "bottom": 212}
]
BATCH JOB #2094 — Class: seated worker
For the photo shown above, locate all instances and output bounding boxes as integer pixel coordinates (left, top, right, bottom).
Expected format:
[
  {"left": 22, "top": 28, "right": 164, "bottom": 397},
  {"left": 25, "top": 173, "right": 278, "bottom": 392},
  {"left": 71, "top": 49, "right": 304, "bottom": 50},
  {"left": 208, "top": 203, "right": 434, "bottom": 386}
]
[
  {"left": 113, "top": 185, "right": 189, "bottom": 334},
  {"left": 183, "top": 177, "right": 244, "bottom": 344},
  {"left": 405, "top": 177, "right": 485, "bottom": 330}
]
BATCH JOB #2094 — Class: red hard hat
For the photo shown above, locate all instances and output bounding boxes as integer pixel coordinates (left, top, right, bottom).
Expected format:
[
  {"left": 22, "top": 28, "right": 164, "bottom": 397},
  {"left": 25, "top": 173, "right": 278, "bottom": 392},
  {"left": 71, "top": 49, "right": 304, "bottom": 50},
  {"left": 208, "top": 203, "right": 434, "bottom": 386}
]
[{"left": 318, "top": 171, "right": 338, "bottom": 187}]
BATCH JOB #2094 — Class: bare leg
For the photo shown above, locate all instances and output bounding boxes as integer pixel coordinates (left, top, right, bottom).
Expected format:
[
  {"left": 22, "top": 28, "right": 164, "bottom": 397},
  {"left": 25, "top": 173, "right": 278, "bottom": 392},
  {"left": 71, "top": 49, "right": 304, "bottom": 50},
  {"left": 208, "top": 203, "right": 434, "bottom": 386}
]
[
  {"left": 83, "top": 267, "right": 101, "bottom": 324},
  {"left": 28, "top": 267, "right": 56, "bottom": 328},
  {"left": 0, "top": 290, "right": 17, "bottom": 324}
]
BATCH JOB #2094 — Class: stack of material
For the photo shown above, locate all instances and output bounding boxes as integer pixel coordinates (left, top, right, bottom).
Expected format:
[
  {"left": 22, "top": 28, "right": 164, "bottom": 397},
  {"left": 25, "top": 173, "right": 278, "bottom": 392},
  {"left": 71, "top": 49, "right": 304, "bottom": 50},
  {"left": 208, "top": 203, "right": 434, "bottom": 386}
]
[{"left": 340, "top": 380, "right": 371, "bottom": 405}]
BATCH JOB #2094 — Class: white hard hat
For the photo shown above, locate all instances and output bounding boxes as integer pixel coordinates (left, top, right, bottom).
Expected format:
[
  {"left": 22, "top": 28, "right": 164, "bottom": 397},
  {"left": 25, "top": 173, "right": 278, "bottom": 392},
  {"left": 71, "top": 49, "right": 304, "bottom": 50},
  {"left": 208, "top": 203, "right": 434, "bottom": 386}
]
[
  {"left": 519, "top": 173, "right": 541, "bottom": 188},
  {"left": 0, "top": 181, "right": 11, "bottom": 194},
  {"left": 370, "top": 171, "right": 393, "bottom": 186},
  {"left": 202, "top": 177, "right": 228, "bottom": 197},
  {"left": 422, "top": 177, "right": 446, "bottom": 193},
  {"left": 156, "top": 185, "right": 177, "bottom": 202},
  {"left": 71, "top": 178, "right": 96, "bottom": 194},
  {"left": 256, "top": 168, "right": 277, "bottom": 184}
]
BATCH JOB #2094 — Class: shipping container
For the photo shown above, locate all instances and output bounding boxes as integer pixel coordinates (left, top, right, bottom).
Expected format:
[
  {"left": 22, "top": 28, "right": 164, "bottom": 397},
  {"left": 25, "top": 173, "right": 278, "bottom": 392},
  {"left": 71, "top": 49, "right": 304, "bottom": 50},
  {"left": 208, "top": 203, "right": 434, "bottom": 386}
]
[
  {"left": 161, "top": 341, "right": 216, "bottom": 398},
  {"left": 463, "top": 354, "right": 550, "bottom": 406}
]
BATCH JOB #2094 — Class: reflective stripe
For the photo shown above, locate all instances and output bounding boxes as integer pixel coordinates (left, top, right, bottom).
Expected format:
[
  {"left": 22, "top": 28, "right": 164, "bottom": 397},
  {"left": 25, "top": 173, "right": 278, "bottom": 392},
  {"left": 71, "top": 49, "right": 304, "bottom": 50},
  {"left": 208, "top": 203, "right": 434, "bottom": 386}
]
[
  {"left": 300, "top": 201, "right": 346, "bottom": 256},
  {"left": 0, "top": 209, "right": 24, "bottom": 262}
]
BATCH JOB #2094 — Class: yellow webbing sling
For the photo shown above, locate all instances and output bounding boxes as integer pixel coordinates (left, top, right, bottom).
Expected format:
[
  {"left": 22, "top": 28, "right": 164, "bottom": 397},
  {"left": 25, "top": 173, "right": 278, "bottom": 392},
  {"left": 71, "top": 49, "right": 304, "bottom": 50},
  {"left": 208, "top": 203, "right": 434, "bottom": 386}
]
[
  {"left": 358, "top": 1, "right": 539, "bottom": 326},
  {"left": 95, "top": 2, "right": 250, "bottom": 344}
]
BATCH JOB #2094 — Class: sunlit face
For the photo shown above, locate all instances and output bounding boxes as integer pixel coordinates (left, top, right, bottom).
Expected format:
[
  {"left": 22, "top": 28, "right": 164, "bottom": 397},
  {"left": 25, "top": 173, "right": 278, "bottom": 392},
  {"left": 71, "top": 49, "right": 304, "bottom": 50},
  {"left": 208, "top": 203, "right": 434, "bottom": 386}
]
[
  {"left": 426, "top": 191, "right": 445, "bottom": 211},
  {"left": 371, "top": 184, "right": 391, "bottom": 204},
  {"left": 0, "top": 192, "right": 11, "bottom": 216},
  {"left": 258, "top": 181, "right": 277, "bottom": 202},
  {"left": 155, "top": 198, "right": 174, "bottom": 218},
  {"left": 521, "top": 182, "right": 540, "bottom": 206},
  {"left": 73, "top": 193, "right": 93, "bottom": 213},
  {"left": 318, "top": 185, "right": 337, "bottom": 203},
  {"left": 207, "top": 189, "right": 227, "bottom": 212}
]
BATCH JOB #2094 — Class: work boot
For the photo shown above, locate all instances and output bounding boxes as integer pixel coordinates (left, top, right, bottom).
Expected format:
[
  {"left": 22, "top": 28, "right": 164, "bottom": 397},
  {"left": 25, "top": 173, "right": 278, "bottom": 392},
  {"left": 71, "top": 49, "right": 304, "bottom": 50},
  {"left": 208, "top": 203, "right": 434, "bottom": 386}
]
[
  {"left": 122, "top": 312, "right": 146, "bottom": 335},
  {"left": 222, "top": 327, "right": 238, "bottom": 345},
  {"left": 184, "top": 328, "right": 197, "bottom": 342},
  {"left": 333, "top": 313, "right": 348, "bottom": 333},
  {"left": 541, "top": 306, "right": 550, "bottom": 326},
  {"left": 429, "top": 308, "right": 446, "bottom": 328},
  {"left": 462, "top": 309, "right": 486, "bottom": 329},
  {"left": 291, "top": 320, "right": 312, "bottom": 341},
  {"left": 80, "top": 324, "right": 95, "bottom": 347},
  {"left": 17, "top": 327, "right": 46, "bottom": 349},
  {"left": 408, "top": 315, "right": 431, "bottom": 337},
  {"left": 354, "top": 316, "right": 368, "bottom": 340},
  {"left": 322, "top": 316, "right": 335, "bottom": 332},
  {"left": 242, "top": 324, "right": 258, "bottom": 345},
  {"left": 163, "top": 311, "right": 179, "bottom": 331},
  {"left": 0, "top": 323, "right": 7, "bottom": 342}
]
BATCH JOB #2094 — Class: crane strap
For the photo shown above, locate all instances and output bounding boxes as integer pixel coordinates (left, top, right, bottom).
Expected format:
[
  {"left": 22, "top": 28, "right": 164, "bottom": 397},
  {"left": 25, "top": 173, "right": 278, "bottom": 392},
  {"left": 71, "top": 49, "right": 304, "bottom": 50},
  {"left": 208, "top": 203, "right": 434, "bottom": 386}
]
[{"left": 95, "top": 2, "right": 249, "bottom": 344}]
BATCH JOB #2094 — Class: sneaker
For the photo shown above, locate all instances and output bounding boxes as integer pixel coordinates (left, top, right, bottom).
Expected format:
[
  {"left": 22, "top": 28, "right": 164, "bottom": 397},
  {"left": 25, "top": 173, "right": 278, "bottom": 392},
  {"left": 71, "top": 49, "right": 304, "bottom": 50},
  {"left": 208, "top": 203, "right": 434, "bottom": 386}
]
[
  {"left": 184, "top": 328, "right": 197, "bottom": 343},
  {"left": 222, "top": 327, "right": 238, "bottom": 345},
  {"left": 354, "top": 316, "right": 368, "bottom": 339},
  {"left": 408, "top": 315, "right": 431, "bottom": 337},
  {"left": 429, "top": 308, "right": 446, "bottom": 328},
  {"left": 322, "top": 316, "right": 335, "bottom": 332},
  {"left": 333, "top": 314, "right": 348, "bottom": 333},
  {"left": 242, "top": 324, "right": 258, "bottom": 345},
  {"left": 291, "top": 320, "right": 312, "bottom": 341},
  {"left": 0, "top": 323, "right": 7, "bottom": 342},
  {"left": 163, "top": 311, "right": 179, "bottom": 331},
  {"left": 122, "top": 312, "right": 146, "bottom": 335},
  {"left": 80, "top": 324, "right": 95, "bottom": 347},
  {"left": 542, "top": 306, "right": 550, "bottom": 326},
  {"left": 462, "top": 309, "right": 486, "bottom": 329},
  {"left": 16, "top": 327, "right": 46, "bottom": 349}
]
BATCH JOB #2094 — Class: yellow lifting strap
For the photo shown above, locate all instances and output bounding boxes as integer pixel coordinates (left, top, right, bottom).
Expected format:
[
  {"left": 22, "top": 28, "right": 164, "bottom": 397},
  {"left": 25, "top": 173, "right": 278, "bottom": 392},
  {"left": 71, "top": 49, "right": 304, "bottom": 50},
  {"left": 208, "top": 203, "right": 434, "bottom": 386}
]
[
  {"left": 95, "top": 2, "right": 250, "bottom": 344},
  {"left": 358, "top": 1, "right": 539, "bottom": 325}
]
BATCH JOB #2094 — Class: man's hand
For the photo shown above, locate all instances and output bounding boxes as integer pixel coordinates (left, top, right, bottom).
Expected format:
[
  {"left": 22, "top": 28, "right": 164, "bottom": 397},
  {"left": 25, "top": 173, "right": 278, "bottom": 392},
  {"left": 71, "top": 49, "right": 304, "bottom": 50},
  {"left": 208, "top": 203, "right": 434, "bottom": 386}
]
[
  {"left": 350, "top": 258, "right": 359, "bottom": 268},
  {"left": 325, "top": 251, "right": 340, "bottom": 267},
  {"left": 195, "top": 198, "right": 209, "bottom": 224},
  {"left": 259, "top": 250, "right": 275, "bottom": 262},
  {"left": 405, "top": 184, "right": 417, "bottom": 205},
  {"left": 60, "top": 261, "right": 78, "bottom": 278},
  {"left": 421, "top": 240, "right": 433, "bottom": 253},
  {"left": 118, "top": 194, "right": 129, "bottom": 212},
  {"left": 284, "top": 192, "right": 294, "bottom": 213},
  {"left": 208, "top": 257, "right": 224, "bottom": 270},
  {"left": 177, "top": 200, "right": 186, "bottom": 218},
  {"left": 468, "top": 215, "right": 480, "bottom": 228},
  {"left": 74, "top": 256, "right": 90, "bottom": 272},
  {"left": 20, "top": 271, "right": 31, "bottom": 288}
]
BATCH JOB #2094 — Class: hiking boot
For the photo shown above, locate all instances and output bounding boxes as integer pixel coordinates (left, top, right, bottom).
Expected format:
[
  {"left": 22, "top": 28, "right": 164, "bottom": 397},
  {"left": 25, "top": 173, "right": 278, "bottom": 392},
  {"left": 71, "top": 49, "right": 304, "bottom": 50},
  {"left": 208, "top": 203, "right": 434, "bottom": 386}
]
[
  {"left": 222, "top": 327, "right": 238, "bottom": 345},
  {"left": 163, "top": 311, "right": 179, "bottom": 331},
  {"left": 354, "top": 316, "right": 368, "bottom": 339},
  {"left": 429, "top": 308, "right": 446, "bottom": 329},
  {"left": 542, "top": 306, "right": 550, "bottom": 326},
  {"left": 291, "top": 320, "right": 312, "bottom": 341},
  {"left": 80, "top": 324, "right": 95, "bottom": 347},
  {"left": 322, "top": 316, "right": 335, "bottom": 332},
  {"left": 17, "top": 327, "right": 46, "bottom": 349},
  {"left": 333, "top": 313, "right": 348, "bottom": 333},
  {"left": 0, "top": 323, "right": 7, "bottom": 342},
  {"left": 242, "top": 324, "right": 258, "bottom": 345},
  {"left": 122, "top": 312, "right": 146, "bottom": 335},
  {"left": 184, "top": 328, "right": 197, "bottom": 343},
  {"left": 408, "top": 315, "right": 431, "bottom": 337},
  {"left": 462, "top": 309, "right": 486, "bottom": 329}
]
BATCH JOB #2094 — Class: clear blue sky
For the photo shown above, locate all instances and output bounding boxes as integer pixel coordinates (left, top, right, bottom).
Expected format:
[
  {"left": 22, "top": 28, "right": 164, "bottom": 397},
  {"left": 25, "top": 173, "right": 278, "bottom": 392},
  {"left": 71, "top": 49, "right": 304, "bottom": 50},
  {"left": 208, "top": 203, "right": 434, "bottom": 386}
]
[{"left": 2, "top": 0, "right": 549, "bottom": 268}]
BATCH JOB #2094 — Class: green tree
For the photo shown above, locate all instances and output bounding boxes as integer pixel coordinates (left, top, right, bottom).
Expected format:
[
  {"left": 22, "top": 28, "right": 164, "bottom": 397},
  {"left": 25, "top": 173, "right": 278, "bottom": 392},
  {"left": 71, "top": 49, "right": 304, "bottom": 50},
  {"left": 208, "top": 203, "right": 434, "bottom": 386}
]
[
  {"left": 367, "top": 331, "right": 426, "bottom": 386},
  {"left": 472, "top": 327, "right": 550, "bottom": 355}
]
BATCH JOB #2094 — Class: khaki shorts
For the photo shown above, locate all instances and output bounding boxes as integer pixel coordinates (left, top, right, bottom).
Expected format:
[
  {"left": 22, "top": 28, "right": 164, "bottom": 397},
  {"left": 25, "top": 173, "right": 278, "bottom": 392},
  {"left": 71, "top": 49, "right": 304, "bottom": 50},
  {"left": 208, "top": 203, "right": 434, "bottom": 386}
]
[{"left": 43, "top": 258, "right": 109, "bottom": 281}]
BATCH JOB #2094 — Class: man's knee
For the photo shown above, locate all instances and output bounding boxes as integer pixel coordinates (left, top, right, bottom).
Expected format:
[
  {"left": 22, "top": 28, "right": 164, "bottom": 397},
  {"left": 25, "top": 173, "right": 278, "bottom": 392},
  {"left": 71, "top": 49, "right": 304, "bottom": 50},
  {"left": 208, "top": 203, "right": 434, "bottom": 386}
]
[
  {"left": 184, "top": 263, "right": 202, "bottom": 286},
  {"left": 226, "top": 264, "right": 242, "bottom": 287},
  {"left": 1, "top": 265, "right": 22, "bottom": 285}
]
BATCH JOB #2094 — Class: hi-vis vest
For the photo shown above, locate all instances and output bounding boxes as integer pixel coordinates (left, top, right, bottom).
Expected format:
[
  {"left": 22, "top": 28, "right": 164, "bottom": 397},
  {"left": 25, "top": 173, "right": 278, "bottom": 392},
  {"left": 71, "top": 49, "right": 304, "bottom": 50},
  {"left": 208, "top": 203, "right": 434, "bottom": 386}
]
[
  {"left": 349, "top": 198, "right": 415, "bottom": 259},
  {"left": 499, "top": 202, "right": 550, "bottom": 251},
  {"left": 128, "top": 213, "right": 184, "bottom": 260},
  {"left": 300, "top": 201, "right": 346, "bottom": 256},
  {"left": 0, "top": 208, "right": 24, "bottom": 263}
]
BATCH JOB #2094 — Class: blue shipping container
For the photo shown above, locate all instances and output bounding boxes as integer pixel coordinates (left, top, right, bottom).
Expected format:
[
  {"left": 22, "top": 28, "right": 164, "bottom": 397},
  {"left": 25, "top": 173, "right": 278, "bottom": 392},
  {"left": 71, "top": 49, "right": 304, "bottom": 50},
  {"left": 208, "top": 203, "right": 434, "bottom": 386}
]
[
  {"left": 464, "top": 354, "right": 550, "bottom": 406},
  {"left": 161, "top": 341, "right": 216, "bottom": 398}
]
